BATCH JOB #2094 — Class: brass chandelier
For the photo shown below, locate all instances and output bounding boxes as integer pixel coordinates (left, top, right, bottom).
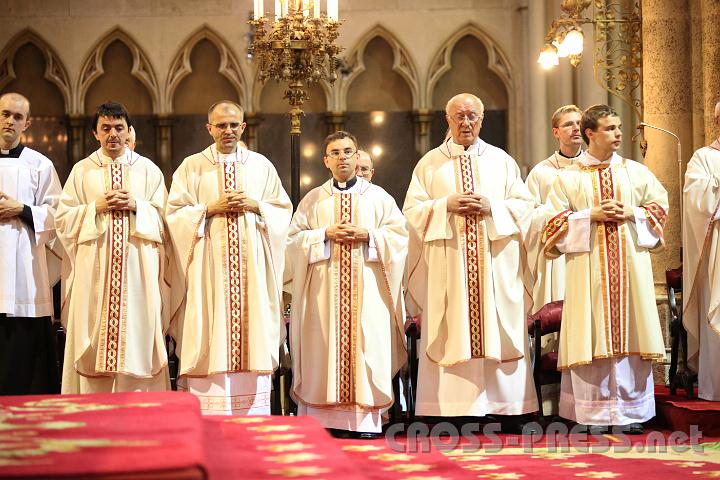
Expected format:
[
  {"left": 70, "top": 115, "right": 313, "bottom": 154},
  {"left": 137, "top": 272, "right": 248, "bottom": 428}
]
[{"left": 249, "top": 0, "right": 343, "bottom": 205}]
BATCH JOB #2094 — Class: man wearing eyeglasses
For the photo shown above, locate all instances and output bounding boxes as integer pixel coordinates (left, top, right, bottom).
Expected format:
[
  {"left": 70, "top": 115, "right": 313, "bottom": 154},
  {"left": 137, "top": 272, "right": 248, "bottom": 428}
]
[
  {"left": 403, "top": 93, "right": 538, "bottom": 431},
  {"left": 166, "top": 100, "right": 292, "bottom": 415},
  {"left": 286, "top": 130, "right": 407, "bottom": 438},
  {"left": 355, "top": 150, "right": 375, "bottom": 182}
]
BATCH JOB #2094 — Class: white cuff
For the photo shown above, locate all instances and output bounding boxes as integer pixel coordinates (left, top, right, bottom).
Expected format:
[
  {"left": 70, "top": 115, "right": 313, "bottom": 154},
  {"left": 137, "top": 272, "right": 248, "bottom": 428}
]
[
  {"left": 714, "top": 206, "right": 720, "bottom": 222},
  {"left": 486, "top": 200, "right": 519, "bottom": 239},
  {"left": 309, "top": 229, "right": 330, "bottom": 264},
  {"left": 425, "top": 197, "right": 452, "bottom": 241},
  {"left": 366, "top": 229, "right": 379, "bottom": 262},
  {"left": 198, "top": 208, "right": 207, "bottom": 237},
  {"left": 633, "top": 206, "right": 660, "bottom": 248},
  {"left": 557, "top": 209, "right": 591, "bottom": 253}
]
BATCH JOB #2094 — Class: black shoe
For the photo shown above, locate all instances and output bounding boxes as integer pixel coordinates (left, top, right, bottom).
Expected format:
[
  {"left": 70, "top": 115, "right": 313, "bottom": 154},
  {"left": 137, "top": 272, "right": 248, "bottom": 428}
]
[
  {"left": 327, "top": 428, "right": 352, "bottom": 438},
  {"left": 354, "top": 432, "right": 382, "bottom": 440},
  {"left": 578, "top": 424, "right": 609, "bottom": 435},
  {"left": 498, "top": 415, "right": 541, "bottom": 434},
  {"left": 617, "top": 423, "right": 644, "bottom": 435}
]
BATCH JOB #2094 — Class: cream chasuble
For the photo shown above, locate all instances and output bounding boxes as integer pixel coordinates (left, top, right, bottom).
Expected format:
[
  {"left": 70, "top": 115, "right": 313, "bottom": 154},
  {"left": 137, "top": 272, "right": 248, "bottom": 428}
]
[
  {"left": 683, "top": 141, "right": 720, "bottom": 401},
  {"left": 403, "top": 139, "right": 538, "bottom": 417},
  {"left": 56, "top": 149, "right": 172, "bottom": 393},
  {"left": 166, "top": 145, "right": 291, "bottom": 414},
  {"left": 543, "top": 153, "right": 667, "bottom": 425},
  {"left": 526, "top": 152, "right": 580, "bottom": 315},
  {"left": 286, "top": 178, "right": 407, "bottom": 432}
]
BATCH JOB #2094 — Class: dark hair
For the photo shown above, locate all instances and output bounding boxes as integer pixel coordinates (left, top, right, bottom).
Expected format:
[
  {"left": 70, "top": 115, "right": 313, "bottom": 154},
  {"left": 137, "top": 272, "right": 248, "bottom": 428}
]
[
  {"left": 92, "top": 101, "right": 132, "bottom": 132},
  {"left": 580, "top": 104, "right": 618, "bottom": 145},
  {"left": 323, "top": 130, "right": 358, "bottom": 152}
]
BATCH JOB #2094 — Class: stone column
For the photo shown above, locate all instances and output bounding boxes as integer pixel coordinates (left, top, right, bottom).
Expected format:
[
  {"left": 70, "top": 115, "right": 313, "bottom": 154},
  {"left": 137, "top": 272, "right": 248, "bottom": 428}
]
[
  {"left": 325, "top": 111, "right": 345, "bottom": 134},
  {"left": 154, "top": 115, "right": 173, "bottom": 181},
  {"left": 66, "top": 114, "right": 87, "bottom": 175},
  {"left": 526, "top": 0, "right": 549, "bottom": 168},
  {"left": 244, "top": 112, "right": 261, "bottom": 152},
  {"left": 690, "top": 0, "right": 705, "bottom": 151},
  {"left": 642, "top": 0, "right": 693, "bottom": 280},
  {"left": 702, "top": 0, "right": 720, "bottom": 142},
  {"left": 412, "top": 109, "right": 433, "bottom": 158}
]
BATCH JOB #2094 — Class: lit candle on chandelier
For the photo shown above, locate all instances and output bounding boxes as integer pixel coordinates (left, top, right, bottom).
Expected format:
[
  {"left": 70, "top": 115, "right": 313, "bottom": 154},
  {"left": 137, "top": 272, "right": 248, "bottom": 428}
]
[
  {"left": 253, "top": 0, "right": 264, "bottom": 19},
  {"left": 327, "top": 0, "right": 338, "bottom": 20}
]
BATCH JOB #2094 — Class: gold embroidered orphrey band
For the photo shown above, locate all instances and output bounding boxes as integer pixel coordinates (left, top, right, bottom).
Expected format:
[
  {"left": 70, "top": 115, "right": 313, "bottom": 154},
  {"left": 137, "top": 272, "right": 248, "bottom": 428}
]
[
  {"left": 455, "top": 154, "right": 485, "bottom": 358},
  {"left": 333, "top": 193, "right": 360, "bottom": 404},
  {"left": 97, "top": 162, "right": 130, "bottom": 373},
  {"left": 222, "top": 161, "right": 249, "bottom": 372},
  {"left": 594, "top": 166, "right": 628, "bottom": 355}
]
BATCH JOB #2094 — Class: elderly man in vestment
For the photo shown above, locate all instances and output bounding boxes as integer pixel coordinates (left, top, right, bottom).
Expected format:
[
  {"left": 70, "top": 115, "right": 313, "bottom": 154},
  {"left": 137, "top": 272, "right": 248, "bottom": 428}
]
[
  {"left": 0, "top": 93, "right": 62, "bottom": 395},
  {"left": 542, "top": 104, "right": 667, "bottom": 433},
  {"left": 166, "top": 101, "right": 292, "bottom": 415},
  {"left": 56, "top": 102, "right": 172, "bottom": 393},
  {"left": 286, "top": 131, "right": 407, "bottom": 438},
  {"left": 403, "top": 93, "right": 538, "bottom": 428},
  {"left": 682, "top": 101, "right": 720, "bottom": 401}
]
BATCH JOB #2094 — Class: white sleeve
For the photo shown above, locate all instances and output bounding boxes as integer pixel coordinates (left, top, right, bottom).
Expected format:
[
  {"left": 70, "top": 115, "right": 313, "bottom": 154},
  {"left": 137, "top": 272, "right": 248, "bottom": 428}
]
[
  {"left": 556, "top": 209, "right": 591, "bottom": 253},
  {"left": 486, "top": 200, "right": 519, "bottom": 239},
  {"left": 309, "top": 228, "right": 330, "bottom": 264},
  {"left": 365, "top": 229, "right": 379, "bottom": 262},
  {"left": 633, "top": 206, "right": 660, "bottom": 248}
]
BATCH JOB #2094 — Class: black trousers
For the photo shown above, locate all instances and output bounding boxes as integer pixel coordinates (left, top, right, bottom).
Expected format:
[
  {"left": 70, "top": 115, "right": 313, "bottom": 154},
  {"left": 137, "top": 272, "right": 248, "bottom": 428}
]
[{"left": 0, "top": 314, "right": 60, "bottom": 395}]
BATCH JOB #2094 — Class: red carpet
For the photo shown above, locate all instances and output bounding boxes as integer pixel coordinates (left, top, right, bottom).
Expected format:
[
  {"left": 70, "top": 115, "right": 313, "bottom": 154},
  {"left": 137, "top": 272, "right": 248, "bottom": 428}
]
[
  {"left": 4, "top": 391, "right": 720, "bottom": 479},
  {"left": 655, "top": 384, "right": 720, "bottom": 437}
]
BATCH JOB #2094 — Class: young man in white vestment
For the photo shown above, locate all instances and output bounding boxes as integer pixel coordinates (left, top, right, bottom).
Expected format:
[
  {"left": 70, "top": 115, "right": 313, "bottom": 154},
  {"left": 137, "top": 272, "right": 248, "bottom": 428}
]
[
  {"left": 166, "top": 101, "right": 292, "bottom": 415},
  {"left": 542, "top": 104, "right": 667, "bottom": 433},
  {"left": 682, "top": 100, "right": 720, "bottom": 401},
  {"left": 524, "top": 105, "right": 584, "bottom": 414},
  {"left": 286, "top": 131, "right": 408, "bottom": 438},
  {"left": 56, "top": 102, "right": 173, "bottom": 393},
  {"left": 403, "top": 93, "right": 539, "bottom": 431},
  {"left": 0, "top": 92, "right": 62, "bottom": 394}
]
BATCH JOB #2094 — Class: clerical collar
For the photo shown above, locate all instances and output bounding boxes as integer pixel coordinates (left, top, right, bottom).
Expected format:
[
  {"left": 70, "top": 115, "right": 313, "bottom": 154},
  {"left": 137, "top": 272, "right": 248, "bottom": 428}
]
[
  {"left": 333, "top": 176, "right": 357, "bottom": 191},
  {"left": 557, "top": 148, "right": 582, "bottom": 159},
  {"left": 94, "top": 148, "right": 129, "bottom": 165},
  {"left": 710, "top": 139, "right": 720, "bottom": 151},
  {"left": 0, "top": 144, "right": 24, "bottom": 158}
]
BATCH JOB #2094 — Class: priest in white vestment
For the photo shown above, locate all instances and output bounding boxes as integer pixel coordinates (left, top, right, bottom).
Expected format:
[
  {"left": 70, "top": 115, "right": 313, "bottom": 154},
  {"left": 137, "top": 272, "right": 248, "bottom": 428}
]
[
  {"left": 403, "top": 93, "right": 538, "bottom": 424},
  {"left": 56, "top": 102, "right": 173, "bottom": 393},
  {"left": 526, "top": 105, "right": 584, "bottom": 315},
  {"left": 542, "top": 104, "right": 667, "bottom": 432},
  {"left": 286, "top": 131, "right": 407, "bottom": 436},
  {"left": 0, "top": 93, "right": 62, "bottom": 394},
  {"left": 166, "top": 101, "right": 292, "bottom": 415},
  {"left": 682, "top": 101, "right": 720, "bottom": 401}
]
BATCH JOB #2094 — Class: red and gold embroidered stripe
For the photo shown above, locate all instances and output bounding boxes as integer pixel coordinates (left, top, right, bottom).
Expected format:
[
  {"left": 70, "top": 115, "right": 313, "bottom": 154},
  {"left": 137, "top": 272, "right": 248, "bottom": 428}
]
[
  {"left": 542, "top": 209, "right": 572, "bottom": 252},
  {"left": 334, "top": 193, "right": 358, "bottom": 404},
  {"left": 222, "top": 161, "right": 249, "bottom": 371},
  {"left": 596, "top": 166, "right": 628, "bottom": 355},
  {"left": 640, "top": 201, "right": 667, "bottom": 236},
  {"left": 455, "top": 155, "right": 484, "bottom": 358},
  {"left": 97, "top": 162, "right": 129, "bottom": 373}
]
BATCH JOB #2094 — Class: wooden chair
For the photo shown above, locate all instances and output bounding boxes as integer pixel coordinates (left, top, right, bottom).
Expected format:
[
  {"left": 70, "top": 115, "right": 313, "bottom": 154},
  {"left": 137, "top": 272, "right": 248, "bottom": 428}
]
[
  {"left": 666, "top": 266, "right": 696, "bottom": 398},
  {"left": 527, "top": 300, "right": 564, "bottom": 418}
]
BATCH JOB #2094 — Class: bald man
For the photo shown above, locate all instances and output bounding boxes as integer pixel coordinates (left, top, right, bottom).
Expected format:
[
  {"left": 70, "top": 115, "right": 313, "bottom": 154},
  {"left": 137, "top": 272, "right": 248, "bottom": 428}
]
[
  {"left": 166, "top": 100, "right": 292, "bottom": 415},
  {"left": 0, "top": 93, "right": 62, "bottom": 394},
  {"left": 403, "top": 93, "right": 538, "bottom": 430},
  {"left": 683, "top": 100, "right": 720, "bottom": 401},
  {"left": 355, "top": 150, "right": 375, "bottom": 182}
]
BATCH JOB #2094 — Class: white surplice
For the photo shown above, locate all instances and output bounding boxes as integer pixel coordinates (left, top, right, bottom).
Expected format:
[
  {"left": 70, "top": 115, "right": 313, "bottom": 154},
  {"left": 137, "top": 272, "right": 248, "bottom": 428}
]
[
  {"left": 166, "top": 145, "right": 291, "bottom": 415},
  {"left": 286, "top": 178, "right": 408, "bottom": 432},
  {"left": 683, "top": 140, "right": 720, "bottom": 401},
  {"left": 403, "top": 138, "right": 538, "bottom": 417},
  {"left": 543, "top": 152, "right": 667, "bottom": 425},
  {"left": 56, "top": 148, "right": 172, "bottom": 393},
  {"left": 0, "top": 146, "right": 61, "bottom": 317}
]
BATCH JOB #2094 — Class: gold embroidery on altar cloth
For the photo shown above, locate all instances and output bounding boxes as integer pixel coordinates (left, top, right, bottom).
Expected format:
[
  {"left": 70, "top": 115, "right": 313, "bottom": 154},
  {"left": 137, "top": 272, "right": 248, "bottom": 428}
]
[
  {"left": 97, "top": 162, "right": 129, "bottom": 373},
  {"left": 454, "top": 155, "right": 484, "bottom": 358}
]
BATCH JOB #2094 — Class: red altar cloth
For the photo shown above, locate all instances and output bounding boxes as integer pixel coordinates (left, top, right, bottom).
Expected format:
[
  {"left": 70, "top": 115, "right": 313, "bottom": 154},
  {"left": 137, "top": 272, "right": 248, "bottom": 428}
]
[{"left": 0, "top": 391, "right": 206, "bottom": 479}]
